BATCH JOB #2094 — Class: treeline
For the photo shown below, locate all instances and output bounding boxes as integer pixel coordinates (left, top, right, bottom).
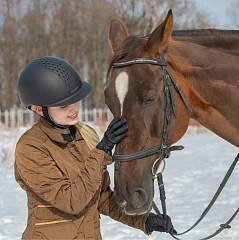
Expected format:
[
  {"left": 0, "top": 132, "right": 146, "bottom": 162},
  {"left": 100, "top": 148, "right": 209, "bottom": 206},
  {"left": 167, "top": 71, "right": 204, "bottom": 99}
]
[{"left": 0, "top": 0, "right": 211, "bottom": 110}]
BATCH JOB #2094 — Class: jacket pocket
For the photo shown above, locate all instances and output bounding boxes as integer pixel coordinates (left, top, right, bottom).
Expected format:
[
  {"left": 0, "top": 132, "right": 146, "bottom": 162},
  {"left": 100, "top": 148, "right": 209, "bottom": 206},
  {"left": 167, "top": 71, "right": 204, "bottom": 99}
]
[
  {"left": 33, "top": 205, "right": 77, "bottom": 239},
  {"left": 34, "top": 205, "right": 73, "bottom": 221},
  {"left": 34, "top": 221, "right": 77, "bottom": 240}
]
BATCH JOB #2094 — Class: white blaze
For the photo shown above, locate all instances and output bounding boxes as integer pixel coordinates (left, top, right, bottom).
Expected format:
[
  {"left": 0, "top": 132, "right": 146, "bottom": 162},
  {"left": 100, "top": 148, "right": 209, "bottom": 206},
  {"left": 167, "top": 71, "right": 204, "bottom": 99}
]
[{"left": 115, "top": 72, "right": 129, "bottom": 115}]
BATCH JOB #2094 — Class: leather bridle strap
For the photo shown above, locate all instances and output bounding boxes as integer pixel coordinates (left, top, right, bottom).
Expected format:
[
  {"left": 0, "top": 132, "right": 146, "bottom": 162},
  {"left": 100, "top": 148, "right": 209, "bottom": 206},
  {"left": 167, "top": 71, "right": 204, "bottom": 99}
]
[
  {"left": 112, "top": 58, "right": 168, "bottom": 67},
  {"left": 172, "top": 207, "right": 239, "bottom": 240},
  {"left": 151, "top": 154, "right": 239, "bottom": 240},
  {"left": 170, "top": 153, "right": 239, "bottom": 239}
]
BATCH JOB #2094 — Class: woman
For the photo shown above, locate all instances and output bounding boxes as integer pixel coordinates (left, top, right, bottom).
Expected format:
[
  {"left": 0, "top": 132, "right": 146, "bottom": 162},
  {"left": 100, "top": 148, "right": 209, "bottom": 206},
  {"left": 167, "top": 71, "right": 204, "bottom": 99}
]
[{"left": 15, "top": 56, "right": 175, "bottom": 239}]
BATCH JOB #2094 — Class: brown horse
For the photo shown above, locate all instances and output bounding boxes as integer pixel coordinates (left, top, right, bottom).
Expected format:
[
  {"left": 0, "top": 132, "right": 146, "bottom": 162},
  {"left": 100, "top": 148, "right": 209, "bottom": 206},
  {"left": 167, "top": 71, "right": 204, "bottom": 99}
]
[{"left": 105, "top": 10, "right": 239, "bottom": 215}]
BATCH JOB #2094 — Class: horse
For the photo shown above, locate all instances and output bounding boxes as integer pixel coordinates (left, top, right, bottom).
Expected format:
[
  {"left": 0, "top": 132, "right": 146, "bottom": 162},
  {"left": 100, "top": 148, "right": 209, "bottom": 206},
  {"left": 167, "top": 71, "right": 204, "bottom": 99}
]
[{"left": 104, "top": 10, "right": 239, "bottom": 216}]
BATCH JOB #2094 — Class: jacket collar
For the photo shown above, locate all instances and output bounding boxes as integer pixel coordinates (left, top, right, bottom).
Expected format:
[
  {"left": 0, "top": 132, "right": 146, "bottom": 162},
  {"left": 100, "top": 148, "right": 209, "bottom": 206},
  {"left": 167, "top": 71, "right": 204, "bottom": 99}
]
[{"left": 39, "top": 117, "right": 83, "bottom": 144}]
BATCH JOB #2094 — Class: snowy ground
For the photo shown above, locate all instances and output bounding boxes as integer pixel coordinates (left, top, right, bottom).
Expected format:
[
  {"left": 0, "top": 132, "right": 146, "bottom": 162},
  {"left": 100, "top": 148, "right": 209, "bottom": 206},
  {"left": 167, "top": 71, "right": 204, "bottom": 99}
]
[{"left": 0, "top": 126, "right": 238, "bottom": 240}]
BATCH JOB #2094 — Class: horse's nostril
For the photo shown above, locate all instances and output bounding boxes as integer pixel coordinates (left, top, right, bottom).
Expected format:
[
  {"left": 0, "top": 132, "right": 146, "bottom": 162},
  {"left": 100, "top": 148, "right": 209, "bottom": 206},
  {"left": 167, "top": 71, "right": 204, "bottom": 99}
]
[{"left": 132, "top": 188, "right": 148, "bottom": 209}]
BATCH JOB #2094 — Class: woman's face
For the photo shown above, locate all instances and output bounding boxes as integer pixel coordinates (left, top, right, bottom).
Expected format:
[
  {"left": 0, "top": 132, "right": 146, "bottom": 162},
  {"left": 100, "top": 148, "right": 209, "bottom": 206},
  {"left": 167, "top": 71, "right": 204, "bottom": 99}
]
[{"left": 47, "top": 101, "right": 81, "bottom": 125}]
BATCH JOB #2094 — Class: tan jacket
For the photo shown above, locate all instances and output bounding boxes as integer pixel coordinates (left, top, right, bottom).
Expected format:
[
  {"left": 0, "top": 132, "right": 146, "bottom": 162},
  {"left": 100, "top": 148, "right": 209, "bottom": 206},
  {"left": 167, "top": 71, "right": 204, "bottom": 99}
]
[{"left": 15, "top": 117, "right": 148, "bottom": 239}]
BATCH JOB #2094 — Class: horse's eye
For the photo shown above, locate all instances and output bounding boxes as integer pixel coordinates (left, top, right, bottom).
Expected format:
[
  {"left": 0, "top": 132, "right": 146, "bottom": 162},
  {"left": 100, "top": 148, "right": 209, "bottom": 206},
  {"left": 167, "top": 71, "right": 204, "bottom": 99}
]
[{"left": 143, "top": 96, "right": 156, "bottom": 106}]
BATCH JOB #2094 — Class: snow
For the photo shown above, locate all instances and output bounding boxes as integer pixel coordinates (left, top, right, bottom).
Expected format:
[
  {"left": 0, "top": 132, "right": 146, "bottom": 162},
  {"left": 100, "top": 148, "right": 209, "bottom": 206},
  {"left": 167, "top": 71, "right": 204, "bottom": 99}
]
[{"left": 0, "top": 126, "right": 238, "bottom": 240}]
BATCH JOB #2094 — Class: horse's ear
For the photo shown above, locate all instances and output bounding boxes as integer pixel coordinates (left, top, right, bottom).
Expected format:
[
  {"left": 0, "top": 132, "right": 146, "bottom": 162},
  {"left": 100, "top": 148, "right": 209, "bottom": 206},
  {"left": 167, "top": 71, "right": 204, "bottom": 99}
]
[
  {"left": 108, "top": 19, "right": 128, "bottom": 54},
  {"left": 147, "top": 9, "right": 173, "bottom": 55}
]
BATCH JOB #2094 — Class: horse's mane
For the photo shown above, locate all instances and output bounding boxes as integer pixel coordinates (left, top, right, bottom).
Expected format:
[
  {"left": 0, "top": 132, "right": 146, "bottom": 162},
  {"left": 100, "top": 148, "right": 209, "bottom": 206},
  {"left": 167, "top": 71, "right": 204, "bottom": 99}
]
[
  {"left": 172, "top": 29, "right": 239, "bottom": 56},
  {"left": 172, "top": 29, "right": 239, "bottom": 37}
]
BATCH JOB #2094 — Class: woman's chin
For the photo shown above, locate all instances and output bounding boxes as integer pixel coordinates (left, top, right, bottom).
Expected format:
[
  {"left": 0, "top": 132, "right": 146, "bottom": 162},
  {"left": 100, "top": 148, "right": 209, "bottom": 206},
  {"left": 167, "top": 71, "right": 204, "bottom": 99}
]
[
  {"left": 57, "top": 117, "right": 79, "bottom": 126},
  {"left": 66, "top": 119, "right": 79, "bottom": 125}
]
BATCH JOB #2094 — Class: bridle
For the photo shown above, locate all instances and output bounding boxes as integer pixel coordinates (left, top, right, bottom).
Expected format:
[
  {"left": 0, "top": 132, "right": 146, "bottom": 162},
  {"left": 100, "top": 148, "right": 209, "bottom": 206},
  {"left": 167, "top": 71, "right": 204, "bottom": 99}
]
[
  {"left": 112, "top": 56, "right": 192, "bottom": 174},
  {"left": 110, "top": 55, "right": 239, "bottom": 239}
]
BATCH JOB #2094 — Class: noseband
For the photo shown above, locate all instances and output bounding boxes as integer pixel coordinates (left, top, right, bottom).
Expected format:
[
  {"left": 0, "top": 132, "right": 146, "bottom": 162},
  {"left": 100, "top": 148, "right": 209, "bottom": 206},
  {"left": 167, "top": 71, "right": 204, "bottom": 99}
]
[{"left": 112, "top": 55, "right": 192, "bottom": 173}]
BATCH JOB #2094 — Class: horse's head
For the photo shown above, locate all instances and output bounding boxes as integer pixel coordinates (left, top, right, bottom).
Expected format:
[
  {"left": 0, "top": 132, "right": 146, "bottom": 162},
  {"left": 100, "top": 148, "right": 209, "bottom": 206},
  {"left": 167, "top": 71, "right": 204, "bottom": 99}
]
[{"left": 105, "top": 10, "right": 191, "bottom": 215}]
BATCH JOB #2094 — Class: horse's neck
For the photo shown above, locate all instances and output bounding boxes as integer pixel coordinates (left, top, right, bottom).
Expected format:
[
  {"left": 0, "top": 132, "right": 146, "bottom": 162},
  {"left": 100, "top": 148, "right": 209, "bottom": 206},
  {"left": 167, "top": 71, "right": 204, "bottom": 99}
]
[
  {"left": 168, "top": 41, "right": 239, "bottom": 147},
  {"left": 168, "top": 41, "right": 239, "bottom": 86},
  {"left": 173, "top": 29, "right": 239, "bottom": 55}
]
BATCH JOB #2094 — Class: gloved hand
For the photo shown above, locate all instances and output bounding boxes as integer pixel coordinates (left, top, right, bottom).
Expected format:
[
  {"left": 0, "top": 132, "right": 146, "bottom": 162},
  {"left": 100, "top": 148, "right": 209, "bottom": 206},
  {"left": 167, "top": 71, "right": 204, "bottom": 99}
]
[
  {"left": 145, "top": 213, "right": 177, "bottom": 234},
  {"left": 96, "top": 117, "right": 128, "bottom": 156}
]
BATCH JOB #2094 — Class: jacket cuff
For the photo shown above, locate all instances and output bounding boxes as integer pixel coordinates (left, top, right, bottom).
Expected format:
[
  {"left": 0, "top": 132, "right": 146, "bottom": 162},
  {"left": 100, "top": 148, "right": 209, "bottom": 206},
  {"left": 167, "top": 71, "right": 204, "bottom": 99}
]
[
  {"left": 93, "top": 148, "right": 113, "bottom": 165},
  {"left": 139, "top": 213, "right": 151, "bottom": 235}
]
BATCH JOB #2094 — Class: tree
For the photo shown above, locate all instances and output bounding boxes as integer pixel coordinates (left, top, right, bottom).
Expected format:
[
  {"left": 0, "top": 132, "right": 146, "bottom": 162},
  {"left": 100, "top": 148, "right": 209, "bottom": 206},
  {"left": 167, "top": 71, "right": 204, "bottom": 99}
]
[
  {"left": 111, "top": 0, "right": 212, "bottom": 36},
  {"left": 0, "top": 0, "right": 19, "bottom": 110},
  {"left": 0, "top": 0, "right": 213, "bottom": 110}
]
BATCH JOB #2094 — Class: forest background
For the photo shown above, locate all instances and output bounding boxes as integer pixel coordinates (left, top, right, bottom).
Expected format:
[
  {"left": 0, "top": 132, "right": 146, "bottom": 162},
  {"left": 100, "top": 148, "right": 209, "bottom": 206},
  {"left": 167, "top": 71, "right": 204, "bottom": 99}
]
[{"left": 0, "top": 0, "right": 238, "bottom": 110}]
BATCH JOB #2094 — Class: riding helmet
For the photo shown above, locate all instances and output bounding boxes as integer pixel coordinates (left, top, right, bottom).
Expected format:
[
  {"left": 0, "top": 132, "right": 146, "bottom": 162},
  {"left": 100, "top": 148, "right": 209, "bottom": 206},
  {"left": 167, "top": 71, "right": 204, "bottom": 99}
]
[{"left": 18, "top": 56, "right": 91, "bottom": 107}]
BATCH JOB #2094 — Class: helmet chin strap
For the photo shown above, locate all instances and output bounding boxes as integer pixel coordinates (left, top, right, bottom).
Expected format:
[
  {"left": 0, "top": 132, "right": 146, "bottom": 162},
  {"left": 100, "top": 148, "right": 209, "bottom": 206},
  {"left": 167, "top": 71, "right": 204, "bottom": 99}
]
[{"left": 42, "top": 106, "right": 71, "bottom": 129}]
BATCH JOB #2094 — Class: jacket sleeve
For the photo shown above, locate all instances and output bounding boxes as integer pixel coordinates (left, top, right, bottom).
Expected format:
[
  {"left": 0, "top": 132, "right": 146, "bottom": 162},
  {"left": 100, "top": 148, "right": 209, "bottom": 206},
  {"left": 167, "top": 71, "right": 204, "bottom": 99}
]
[
  {"left": 15, "top": 140, "right": 109, "bottom": 216},
  {"left": 98, "top": 170, "right": 150, "bottom": 234}
]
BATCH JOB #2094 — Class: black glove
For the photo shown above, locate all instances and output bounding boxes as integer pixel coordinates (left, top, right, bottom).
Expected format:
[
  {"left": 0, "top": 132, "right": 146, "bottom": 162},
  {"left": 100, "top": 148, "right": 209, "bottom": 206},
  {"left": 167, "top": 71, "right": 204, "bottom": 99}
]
[
  {"left": 145, "top": 213, "right": 177, "bottom": 234},
  {"left": 96, "top": 117, "right": 128, "bottom": 156}
]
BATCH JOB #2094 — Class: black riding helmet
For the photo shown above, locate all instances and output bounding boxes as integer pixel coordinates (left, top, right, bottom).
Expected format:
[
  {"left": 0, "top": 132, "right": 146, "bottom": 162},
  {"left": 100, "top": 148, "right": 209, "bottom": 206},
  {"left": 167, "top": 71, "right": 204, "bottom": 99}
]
[
  {"left": 18, "top": 56, "right": 91, "bottom": 131},
  {"left": 18, "top": 56, "right": 91, "bottom": 107}
]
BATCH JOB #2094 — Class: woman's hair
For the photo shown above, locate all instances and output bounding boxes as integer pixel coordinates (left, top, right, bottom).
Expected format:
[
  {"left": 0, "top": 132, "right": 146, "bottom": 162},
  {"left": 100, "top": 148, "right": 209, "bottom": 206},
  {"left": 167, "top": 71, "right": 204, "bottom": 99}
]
[{"left": 77, "top": 122, "right": 100, "bottom": 150}]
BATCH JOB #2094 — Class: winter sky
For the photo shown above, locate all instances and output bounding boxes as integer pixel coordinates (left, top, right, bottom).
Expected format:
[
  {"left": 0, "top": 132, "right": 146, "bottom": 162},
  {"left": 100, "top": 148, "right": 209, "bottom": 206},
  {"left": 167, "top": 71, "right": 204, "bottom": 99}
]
[{"left": 195, "top": 0, "right": 237, "bottom": 28}]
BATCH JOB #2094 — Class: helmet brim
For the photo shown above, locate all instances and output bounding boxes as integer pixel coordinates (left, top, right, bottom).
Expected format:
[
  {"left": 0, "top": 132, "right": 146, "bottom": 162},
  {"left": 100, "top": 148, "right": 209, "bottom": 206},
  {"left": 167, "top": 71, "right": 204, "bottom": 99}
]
[{"left": 47, "top": 81, "right": 92, "bottom": 107}]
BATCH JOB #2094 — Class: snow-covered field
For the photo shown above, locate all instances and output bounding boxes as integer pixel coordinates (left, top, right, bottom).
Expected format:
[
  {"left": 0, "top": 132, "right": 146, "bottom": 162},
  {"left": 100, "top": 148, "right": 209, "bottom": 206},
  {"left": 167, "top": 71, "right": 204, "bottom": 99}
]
[{"left": 0, "top": 126, "right": 238, "bottom": 240}]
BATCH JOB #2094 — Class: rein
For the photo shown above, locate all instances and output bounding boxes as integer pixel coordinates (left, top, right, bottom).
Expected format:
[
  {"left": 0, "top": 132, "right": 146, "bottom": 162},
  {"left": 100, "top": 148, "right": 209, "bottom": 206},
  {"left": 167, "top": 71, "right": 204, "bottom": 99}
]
[{"left": 111, "top": 55, "right": 239, "bottom": 239}]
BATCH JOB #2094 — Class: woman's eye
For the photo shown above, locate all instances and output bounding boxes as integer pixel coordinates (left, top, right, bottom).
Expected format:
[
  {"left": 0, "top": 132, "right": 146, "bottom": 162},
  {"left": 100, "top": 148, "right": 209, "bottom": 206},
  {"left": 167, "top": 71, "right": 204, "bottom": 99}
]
[
  {"left": 60, "top": 105, "right": 67, "bottom": 109},
  {"left": 143, "top": 96, "right": 156, "bottom": 106}
]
